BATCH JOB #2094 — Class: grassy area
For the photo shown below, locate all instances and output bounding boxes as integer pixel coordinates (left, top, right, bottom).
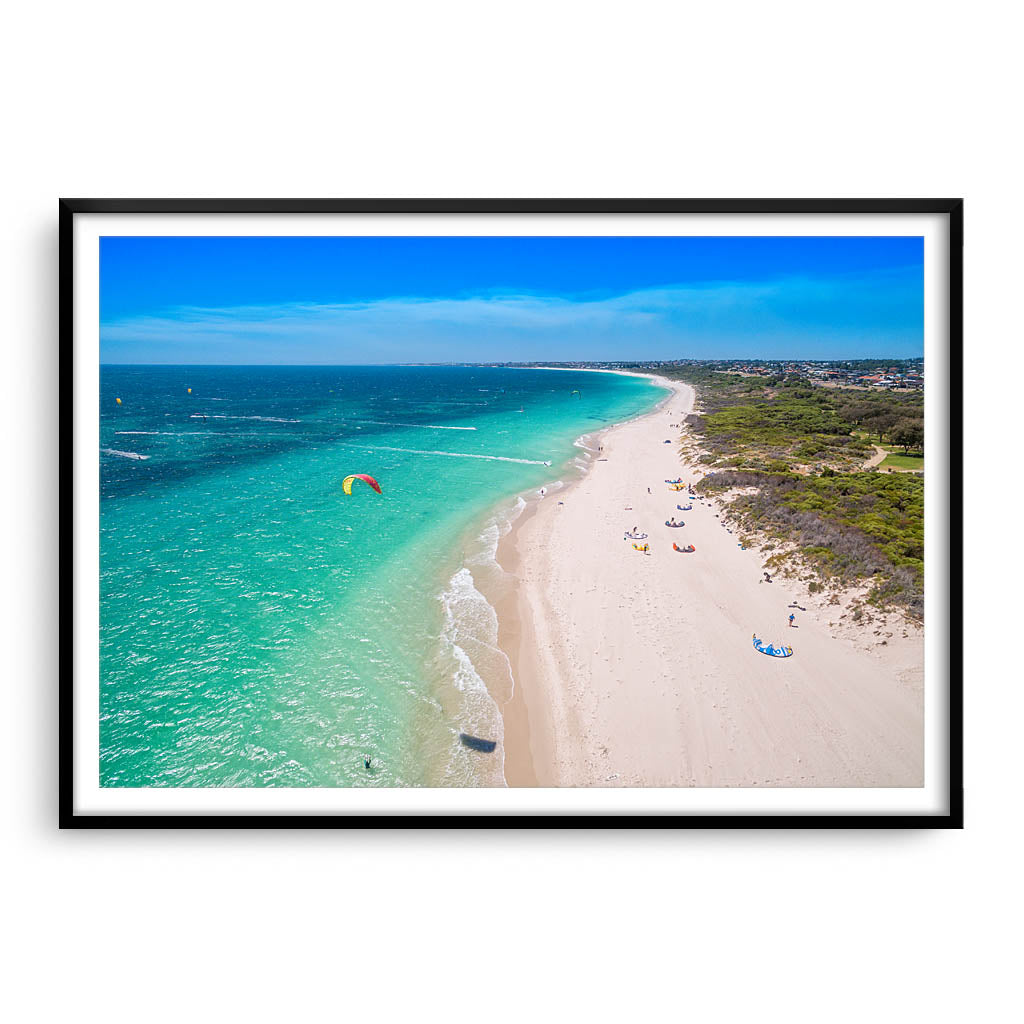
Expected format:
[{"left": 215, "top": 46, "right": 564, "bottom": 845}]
[{"left": 879, "top": 451, "right": 924, "bottom": 472}]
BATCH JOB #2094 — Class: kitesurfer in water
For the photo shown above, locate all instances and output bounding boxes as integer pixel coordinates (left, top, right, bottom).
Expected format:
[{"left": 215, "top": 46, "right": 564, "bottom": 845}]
[{"left": 364, "top": 756, "right": 372, "bottom": 770}]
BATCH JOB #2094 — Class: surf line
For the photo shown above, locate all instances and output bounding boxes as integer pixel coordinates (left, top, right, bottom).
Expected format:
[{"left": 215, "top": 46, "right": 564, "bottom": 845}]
[
  {"left": 189, "top": 414, "right": 300, "bottom": 423},
  {"left": 339, "top": 443, "right": 551, "bottom": 466},
  {"left": 349, "top": 420, "right": 477, "bottom": 431},
  {"left": 101, "top": 448, "right": 150, "bottom": 460},
  {"left": 116, "top": 430, "right": 273, "bottom": 437}
]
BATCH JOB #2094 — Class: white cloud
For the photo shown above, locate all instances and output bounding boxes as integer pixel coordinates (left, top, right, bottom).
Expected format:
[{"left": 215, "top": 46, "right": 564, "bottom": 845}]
[{"left": 100, "top": 271, "right": 922, "bottom": 364}]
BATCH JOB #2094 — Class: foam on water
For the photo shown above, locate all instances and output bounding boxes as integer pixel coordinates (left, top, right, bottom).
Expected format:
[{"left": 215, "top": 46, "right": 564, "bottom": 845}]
[
  {"left": 436, "top": 567, "right": 506, "bottom": 785},
  {"left": 101, "top": 448, "right": 150, "bottom": 460},
  {"left": 341, "top": 443, "right": 551, "bottom": 466},
  {"left": 431, "top": 491, "right": 536, "bottom": 785},
  {"left": 190, "top": 414, "right": 301, "bottom": 422},
  {"left": 469, "top": 495, "right": 527, "bottom": 568},
  {"left": 350, "top": 420, "right": 477, "bottom": 431},
  {"left": 116, "top": 430, "right": 276, "bottom": 437}
]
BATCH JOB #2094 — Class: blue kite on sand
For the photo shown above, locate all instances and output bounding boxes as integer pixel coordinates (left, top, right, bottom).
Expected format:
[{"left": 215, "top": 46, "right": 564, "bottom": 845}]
[{"left": 752, "top": 634, "right": 793, "bottom": 658}]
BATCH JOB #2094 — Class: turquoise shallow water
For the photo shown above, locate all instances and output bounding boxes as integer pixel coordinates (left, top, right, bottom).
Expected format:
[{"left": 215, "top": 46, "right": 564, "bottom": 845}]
[{"left": 99, "top": 365, "right": 663, "bottom": 787}]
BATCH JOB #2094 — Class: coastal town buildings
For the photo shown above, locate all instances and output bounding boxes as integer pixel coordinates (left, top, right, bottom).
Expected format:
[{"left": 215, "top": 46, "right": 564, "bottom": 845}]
[{"left": 488, "top": 358, "right": 924, "bottom": 391}]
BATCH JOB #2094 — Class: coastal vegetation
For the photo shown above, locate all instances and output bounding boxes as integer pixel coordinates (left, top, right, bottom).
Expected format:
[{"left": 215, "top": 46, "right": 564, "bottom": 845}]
[
  {"left": 697, "top": 468, "right": 923, "bottom": 617},
  {"left": 654, "top": 365, "right": 925, "bottom": 618},
  {"left": 662, "top": 365, "right": 923, "bottom": 472}
]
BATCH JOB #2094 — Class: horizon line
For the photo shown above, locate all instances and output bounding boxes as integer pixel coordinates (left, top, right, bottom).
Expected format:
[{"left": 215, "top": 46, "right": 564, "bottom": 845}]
[{"left": 99, "top": 356, "right": 925, "bottom": 368}]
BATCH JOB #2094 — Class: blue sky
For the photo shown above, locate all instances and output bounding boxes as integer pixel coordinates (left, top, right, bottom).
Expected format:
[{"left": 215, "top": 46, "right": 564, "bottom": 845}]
[{"left": 99, "top": 236, "right": 923, "bottom": 363}]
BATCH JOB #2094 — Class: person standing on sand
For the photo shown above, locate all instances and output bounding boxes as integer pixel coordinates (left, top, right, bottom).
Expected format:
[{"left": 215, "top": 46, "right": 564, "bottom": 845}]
[{"left": 789, "top": 613, "right": 796, "bottom": 627}]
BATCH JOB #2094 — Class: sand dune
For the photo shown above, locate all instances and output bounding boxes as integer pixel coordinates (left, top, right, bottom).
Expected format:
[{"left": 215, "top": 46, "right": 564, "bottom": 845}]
[{"left": 496, "top": 374, "right": 923, "bottom": 788}]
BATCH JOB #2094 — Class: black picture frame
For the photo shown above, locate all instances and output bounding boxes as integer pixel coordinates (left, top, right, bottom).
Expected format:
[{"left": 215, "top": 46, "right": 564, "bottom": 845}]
[{"left": 61, "top": 197, "right": 963, "bottom": 829}]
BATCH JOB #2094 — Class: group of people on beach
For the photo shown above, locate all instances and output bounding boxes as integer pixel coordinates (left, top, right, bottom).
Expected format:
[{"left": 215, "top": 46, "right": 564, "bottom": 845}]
[{"left": 632, "top": 464, "right": 799, "bottom": 633}]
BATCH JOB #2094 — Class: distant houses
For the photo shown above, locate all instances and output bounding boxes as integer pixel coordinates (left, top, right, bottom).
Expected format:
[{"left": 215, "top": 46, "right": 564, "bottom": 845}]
[
  {"left": 661, "top": 358, "right": 924, "bottom": 391},
  {"left": 483, "top": 357, "right": 924, "bottom": 391}
]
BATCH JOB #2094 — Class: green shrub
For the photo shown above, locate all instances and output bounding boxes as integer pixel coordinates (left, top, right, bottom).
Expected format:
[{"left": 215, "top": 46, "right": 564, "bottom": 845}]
[{"left": 795, "top": 440, "right": 826, "bottom": 460}]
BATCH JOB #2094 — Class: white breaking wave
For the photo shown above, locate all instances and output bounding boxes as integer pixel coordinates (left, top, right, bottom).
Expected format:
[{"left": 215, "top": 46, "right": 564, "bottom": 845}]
[
  {"left": 441, "top": 575, "right": 495, "bottom": 699},
  {"left": 101, "top": 448, "right": 150, "bottom": 460},
  {"left": 437, "top": 567, "right": 508, "bottom": 786},
  {"left": 436, "top": 493, "right": 528, "bottom": 788},
  {"left": 189, "top": 414, "right": 300, "bottom": 423},
  {"left": 115, "top": 430, "right": 272, "bottom": 437},
  {"left": 341, "top": 443, "right": 550, "bottom": 466},
  {"left": 351, "top": 420, "right": 477, "bottom": 431},
  {"left": 467, "top": 495, "right": 527, "bottom": 570}
]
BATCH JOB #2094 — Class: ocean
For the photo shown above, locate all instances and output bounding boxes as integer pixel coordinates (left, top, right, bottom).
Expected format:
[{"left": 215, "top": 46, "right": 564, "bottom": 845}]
[{"left": 99, "top": 365, "right": 664, "bottom": 787}]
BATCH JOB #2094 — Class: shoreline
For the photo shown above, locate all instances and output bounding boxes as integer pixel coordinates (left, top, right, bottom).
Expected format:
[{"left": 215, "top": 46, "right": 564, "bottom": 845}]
[
  {"left": 483, "top": 370, "right": 679, "bottom": 785},
  {"left": 437, "top": 367, "right": 672, "bottom": 787},
  {"left": 489, "top": 371, "right": 924, "bottom": 788},
  {"left": 492, "top": 371, "right": 683, "bottom": 785}
]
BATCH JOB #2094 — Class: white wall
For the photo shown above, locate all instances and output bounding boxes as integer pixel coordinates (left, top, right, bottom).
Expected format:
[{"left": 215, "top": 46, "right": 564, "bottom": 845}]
[{"left": 4, "top": 2, "right": 1014, "bottom": 1021}]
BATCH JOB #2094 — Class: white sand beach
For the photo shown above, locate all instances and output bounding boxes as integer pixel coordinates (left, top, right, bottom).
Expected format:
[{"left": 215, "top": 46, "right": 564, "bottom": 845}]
[{"left": 496, "top": 373, "right": 923, "bottom": 788}]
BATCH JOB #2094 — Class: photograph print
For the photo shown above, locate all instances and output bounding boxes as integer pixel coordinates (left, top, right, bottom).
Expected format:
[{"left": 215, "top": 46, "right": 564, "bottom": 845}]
[{"left": 65, "top": 200, "right": 961, "bottom": 824}]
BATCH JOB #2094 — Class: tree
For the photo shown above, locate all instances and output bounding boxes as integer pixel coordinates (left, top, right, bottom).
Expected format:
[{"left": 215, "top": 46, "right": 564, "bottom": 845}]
[
  {"left": 866, "top": 410, "right": 900, "bottom": 443},
  {"left": 837, "top": 401, "right": 875, "bottom": 426},
  {"left": 891, "top": 419, "right": 924, "bottom": 453}
]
